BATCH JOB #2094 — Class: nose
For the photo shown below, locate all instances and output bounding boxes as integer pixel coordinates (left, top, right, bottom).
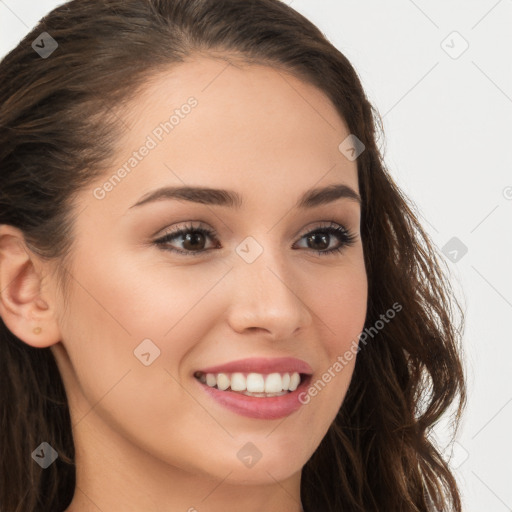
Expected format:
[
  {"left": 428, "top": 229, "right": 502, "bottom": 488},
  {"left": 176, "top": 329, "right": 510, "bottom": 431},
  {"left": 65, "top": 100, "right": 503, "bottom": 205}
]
[{"left": 226, "top": 246, "right": 312, "bottom": 341}]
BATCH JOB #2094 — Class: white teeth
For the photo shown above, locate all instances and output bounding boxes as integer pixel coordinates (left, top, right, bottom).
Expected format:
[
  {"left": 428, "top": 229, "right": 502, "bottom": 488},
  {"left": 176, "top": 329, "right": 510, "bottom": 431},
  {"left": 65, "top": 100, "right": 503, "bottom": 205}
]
[
  {"left": 206, "top": 373, "right": 217, "bottom": 387},
  {"left": 197, "top": 371, "right": 303, "bottom": 393},
  {"left": 241, "top": 390, "right": 288, "bottom": 397},
  {"left": 216, "top": 373, "right": 230, "bottom": 391},
  {"left": 289, "top": 372, "right": 301, "bottom": 391},
  {"left": 264, "top": 373, "right": 283, "bottom": 393},
  {"left": 230, "top": 372, "right": 246, "bottom": 391},
  {"left": 246, "top": 373, "right": 265, "bottom": 392}
]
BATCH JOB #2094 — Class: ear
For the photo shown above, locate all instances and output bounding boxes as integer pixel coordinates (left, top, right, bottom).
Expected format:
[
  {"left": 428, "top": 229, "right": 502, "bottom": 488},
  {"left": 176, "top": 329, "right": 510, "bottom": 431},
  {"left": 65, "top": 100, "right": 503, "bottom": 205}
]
[{"left": 0, "top": 224, "right": 61, "bottom": 348}]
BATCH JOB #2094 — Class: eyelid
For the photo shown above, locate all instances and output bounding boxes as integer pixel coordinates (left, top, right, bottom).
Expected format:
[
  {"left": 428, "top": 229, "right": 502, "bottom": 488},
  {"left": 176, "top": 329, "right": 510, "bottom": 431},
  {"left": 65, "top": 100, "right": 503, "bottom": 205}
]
[{"left": 155, "top": 220, "right": 212, "bottom": 238}]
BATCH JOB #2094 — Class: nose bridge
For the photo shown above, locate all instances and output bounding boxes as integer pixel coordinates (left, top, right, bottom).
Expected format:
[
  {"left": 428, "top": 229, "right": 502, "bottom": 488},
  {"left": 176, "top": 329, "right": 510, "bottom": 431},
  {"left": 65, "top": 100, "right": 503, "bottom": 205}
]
[{"left": 227, "top": 236, "right": 311, "bottom": 337}]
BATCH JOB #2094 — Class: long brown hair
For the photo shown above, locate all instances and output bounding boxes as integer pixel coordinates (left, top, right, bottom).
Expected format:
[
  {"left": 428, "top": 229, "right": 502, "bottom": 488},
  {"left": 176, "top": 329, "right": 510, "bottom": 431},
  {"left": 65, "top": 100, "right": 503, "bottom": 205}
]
[{"left": 0, "top": 1, "right": 466, "bottom": 510}]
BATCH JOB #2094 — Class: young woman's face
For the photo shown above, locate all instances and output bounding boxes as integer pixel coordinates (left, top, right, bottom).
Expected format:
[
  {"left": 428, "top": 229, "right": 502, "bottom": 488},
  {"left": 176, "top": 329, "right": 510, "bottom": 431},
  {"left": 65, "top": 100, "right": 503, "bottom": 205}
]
[{"left": 50, "top": 56, "right": 367, "bottom": 497}]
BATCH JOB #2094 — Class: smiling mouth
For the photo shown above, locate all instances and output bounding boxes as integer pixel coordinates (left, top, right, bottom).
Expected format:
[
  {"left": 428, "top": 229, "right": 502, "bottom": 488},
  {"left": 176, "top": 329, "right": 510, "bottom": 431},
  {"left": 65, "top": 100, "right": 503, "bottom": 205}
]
[{"left": 193, "top": 370, "right": 309, "bottom": 397}]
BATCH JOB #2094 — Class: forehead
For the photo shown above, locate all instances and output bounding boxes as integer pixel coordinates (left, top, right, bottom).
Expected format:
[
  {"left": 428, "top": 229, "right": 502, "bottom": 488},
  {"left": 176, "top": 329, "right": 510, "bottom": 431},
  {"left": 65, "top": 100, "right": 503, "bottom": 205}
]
[
  {"left": 83, "top": 55, "right": 359, "bottom": 216},
  {"left": 130, "top": 55, "right": 343, "bottom": 124},
  {"left": 120, "top": 55, "right": 353, "bottom": 154}
]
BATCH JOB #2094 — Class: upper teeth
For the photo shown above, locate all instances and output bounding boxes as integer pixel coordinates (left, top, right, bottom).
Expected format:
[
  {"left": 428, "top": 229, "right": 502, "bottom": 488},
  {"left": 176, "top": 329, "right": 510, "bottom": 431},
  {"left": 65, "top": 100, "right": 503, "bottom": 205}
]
[{"left": 195, "top": 371, "right": 302, "bottom": 393}]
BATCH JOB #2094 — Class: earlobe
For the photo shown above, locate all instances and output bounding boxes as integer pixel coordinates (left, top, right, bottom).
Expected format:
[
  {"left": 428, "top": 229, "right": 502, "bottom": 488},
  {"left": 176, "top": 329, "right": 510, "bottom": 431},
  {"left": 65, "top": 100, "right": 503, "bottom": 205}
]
[{"left": 0, "top": 224, "right": 61, "bottom": 348}]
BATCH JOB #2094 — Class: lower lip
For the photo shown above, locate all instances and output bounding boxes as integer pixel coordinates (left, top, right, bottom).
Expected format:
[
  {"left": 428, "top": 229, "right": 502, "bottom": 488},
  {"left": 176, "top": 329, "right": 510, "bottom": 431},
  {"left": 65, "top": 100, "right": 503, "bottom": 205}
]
[{"left": 195, "top": 375, "right": 312, "bottom": 420}]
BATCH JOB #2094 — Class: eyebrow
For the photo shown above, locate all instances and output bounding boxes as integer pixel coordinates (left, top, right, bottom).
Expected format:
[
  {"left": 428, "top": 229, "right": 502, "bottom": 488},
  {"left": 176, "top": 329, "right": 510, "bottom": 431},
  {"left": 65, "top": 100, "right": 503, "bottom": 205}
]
[{"left": 129, "top": 183, "right": 362, "bottom": 210}]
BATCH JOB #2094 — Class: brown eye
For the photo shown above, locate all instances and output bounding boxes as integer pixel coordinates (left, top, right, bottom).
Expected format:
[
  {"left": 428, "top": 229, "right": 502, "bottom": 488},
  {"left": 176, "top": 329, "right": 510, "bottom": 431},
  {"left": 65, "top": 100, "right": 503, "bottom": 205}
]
[
  {"left": 154, "top": 221, "right": 357, "bottom": 258},
  {"left": 154, "top": 223, "right": 220, "bottom": 256},
  {"left": 293, "top": 223, "right": 358, "bottom": 256}
]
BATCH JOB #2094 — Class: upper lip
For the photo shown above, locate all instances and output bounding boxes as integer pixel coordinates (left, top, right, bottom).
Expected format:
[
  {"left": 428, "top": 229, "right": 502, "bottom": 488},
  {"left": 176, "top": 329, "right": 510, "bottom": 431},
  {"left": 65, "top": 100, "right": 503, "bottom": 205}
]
[{"left": 196, "top": 357, "right": 313, "bottom": 375}]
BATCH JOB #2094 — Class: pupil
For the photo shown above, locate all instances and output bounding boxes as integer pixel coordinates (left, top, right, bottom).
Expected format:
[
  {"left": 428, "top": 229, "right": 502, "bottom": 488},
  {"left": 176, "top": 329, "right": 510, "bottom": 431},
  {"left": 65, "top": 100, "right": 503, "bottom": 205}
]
[
  {"left": 308, "top": 233, "right": 328, "bottom": 250},
  {"left": 184, "top": 232, "right": 204, "bottom": 250}
]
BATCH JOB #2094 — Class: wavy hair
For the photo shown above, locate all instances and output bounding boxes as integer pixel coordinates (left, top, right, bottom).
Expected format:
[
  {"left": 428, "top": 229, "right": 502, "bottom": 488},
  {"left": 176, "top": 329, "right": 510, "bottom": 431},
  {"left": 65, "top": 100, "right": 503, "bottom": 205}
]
[{"left": 0, "top": 1, "right": 466, "bottom": 510}]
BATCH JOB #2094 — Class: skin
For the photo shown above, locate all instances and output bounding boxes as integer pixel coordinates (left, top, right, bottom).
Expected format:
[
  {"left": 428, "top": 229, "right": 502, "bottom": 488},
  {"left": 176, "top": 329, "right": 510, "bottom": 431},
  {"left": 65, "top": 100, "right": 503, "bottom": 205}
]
[{"left": 0, "top": 56, "right": 367, "bottom": 512}]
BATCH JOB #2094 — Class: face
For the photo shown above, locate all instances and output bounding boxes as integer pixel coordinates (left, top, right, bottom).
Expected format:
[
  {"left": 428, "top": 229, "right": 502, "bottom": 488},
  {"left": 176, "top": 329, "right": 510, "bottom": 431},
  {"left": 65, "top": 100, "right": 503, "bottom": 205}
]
[{"left": 49, "top": 56, "right": 367, "bottom": 488}]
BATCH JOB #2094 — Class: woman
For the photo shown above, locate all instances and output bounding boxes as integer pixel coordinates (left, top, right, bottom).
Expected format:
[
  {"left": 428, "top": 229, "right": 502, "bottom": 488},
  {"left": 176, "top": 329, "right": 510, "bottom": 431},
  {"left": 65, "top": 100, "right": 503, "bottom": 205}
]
[{"left": 0, "top": 1, "right": 466, "bottom": 511}]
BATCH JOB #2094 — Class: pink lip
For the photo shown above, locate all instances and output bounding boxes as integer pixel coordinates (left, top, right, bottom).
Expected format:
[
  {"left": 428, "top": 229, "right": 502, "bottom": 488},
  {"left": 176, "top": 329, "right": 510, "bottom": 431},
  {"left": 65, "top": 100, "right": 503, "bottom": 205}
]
[
  {"left": 195, "top": 374, "right": 313, "bottom": 420},
  {"left": 195, "top": 357, "right": 313, "bottom": 375}
]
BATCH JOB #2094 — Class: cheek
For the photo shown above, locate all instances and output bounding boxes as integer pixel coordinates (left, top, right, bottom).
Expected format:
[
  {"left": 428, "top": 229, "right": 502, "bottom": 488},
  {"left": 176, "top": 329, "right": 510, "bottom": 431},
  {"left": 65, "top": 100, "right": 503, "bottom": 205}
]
[
  {"left": 309, "top": 261, "right": 368, "bottom": 350},
  {"left": 300, "top": 262, "right": 367, "bottom": 417},
  {"left": 66, "top": 243, "right": 227, "bottom": 340},
  {"left": 55, "top": 262, "right": 216, "bottom": 458},
  {"left": 56, "top": 253, "right": 233, "bottom": 432}
]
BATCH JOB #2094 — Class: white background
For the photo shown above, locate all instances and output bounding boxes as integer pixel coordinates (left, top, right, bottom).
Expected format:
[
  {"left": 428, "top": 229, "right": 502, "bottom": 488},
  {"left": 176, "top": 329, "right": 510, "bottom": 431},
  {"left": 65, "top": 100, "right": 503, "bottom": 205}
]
[{"left": 1, "top": 1, "right": 511, "bottom": 510}]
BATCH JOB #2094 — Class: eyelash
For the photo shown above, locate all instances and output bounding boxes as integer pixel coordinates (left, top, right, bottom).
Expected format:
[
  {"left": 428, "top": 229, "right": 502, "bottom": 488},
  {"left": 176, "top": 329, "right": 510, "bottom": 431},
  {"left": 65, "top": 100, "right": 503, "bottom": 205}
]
[{"left": 153, "top": 221, "right": 358, "bottom": 257}]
